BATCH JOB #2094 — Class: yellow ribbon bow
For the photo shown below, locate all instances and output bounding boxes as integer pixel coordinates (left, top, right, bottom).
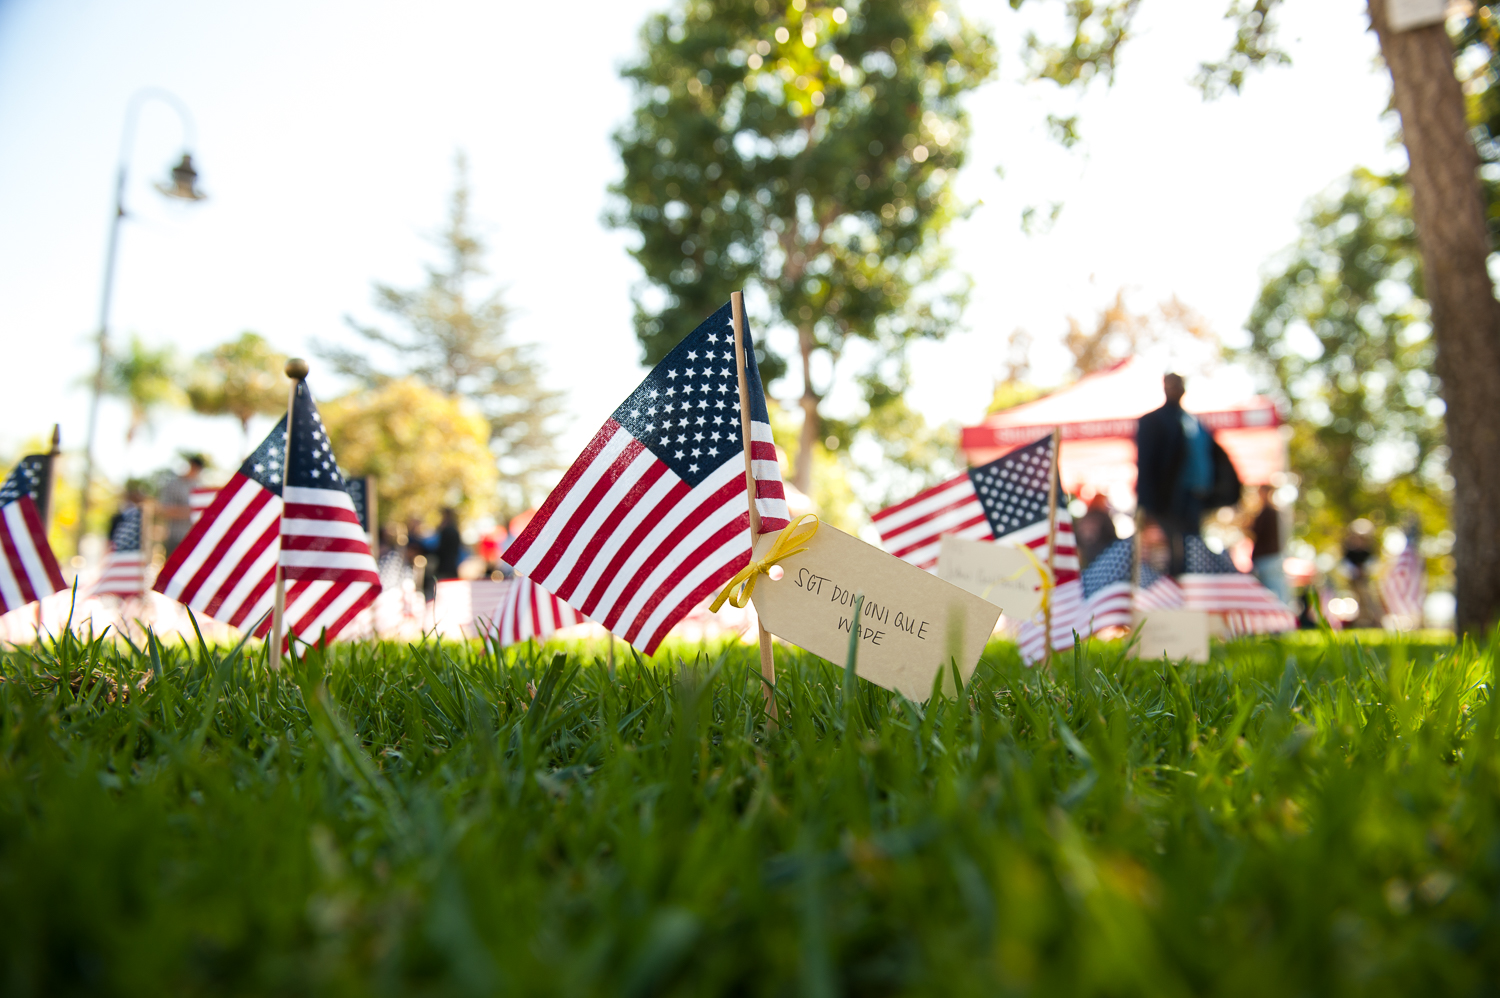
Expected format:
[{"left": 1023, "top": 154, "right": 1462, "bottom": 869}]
[
  {"left": 710, "top": 513, "right": 821, "bottom": 612},
  {"left": 1014, "top": 542, "right": 1056, "bottom": 619}
]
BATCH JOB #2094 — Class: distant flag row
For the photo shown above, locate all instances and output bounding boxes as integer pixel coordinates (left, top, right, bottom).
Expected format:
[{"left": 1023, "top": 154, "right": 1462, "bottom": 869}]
[
  {"left": 1077, "top": 536, "right": 1297, "bottom": 641},
  {"left": 866, "top": 436, "right": 1299, "bottom": 659},
  {"left": 1, "top": 294, "right": 1307, "bottom": 659},
  {"left": 869, "top": 434, "right": 1083, "bottom": 662}
]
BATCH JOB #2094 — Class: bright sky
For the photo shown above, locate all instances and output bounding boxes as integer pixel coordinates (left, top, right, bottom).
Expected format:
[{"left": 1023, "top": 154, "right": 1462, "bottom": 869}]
[{"left": 0, "top": 0, "right": 1397, "bottom": 493}]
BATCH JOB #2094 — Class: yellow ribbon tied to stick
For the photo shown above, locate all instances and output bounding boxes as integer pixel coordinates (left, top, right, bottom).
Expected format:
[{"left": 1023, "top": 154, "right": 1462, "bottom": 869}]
[
  {"left": 1014, "top": 542, "right": 1056, "bottom": 620},
  {"left": 710, "top": 513, "right": 821, "bottom": 612}
]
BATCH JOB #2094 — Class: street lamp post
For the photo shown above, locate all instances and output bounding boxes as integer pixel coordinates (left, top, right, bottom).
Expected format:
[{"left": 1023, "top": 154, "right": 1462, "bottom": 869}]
[{"left": 76, "top": 89, "right": 206, "bottom": 554}]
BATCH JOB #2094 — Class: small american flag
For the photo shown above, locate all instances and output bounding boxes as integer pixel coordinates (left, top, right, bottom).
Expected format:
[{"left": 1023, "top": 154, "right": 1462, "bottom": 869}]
[
  {"left": 1381, "top": 532, "right": 1424, "bottom": 625},
  {"left": 189, "top": 486, "right": 218, "bottom": 525},
  {"left": 94, "top": 504, "right": 148, "bottom": 598},
  {"left": 870, "top": 435, "right": 1081, "bottom": 662},
  {"left": 503, "top": 302, "right": 790, "bottom": 655},
  {"left": 1079, "top": 536, "right": 1296, "bottom": 638},
  {"left": 0, "top": 455, "right": 65, "bottom": 613},
  {"left": 154, "top": 382, "right": 381, "bottom": 641},
  {"left": 488, "top": 575, "right": 588, "bottom": 647}
]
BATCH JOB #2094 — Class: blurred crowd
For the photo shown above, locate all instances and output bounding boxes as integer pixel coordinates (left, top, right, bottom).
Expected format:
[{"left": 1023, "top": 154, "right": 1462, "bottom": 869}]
[{"left": 1065, "top": 372, "right": 1434, "bottom": 630}]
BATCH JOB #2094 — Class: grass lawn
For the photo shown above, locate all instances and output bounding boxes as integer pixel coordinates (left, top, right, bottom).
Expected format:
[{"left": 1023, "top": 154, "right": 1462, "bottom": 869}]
[{"left": 1, "top": 626, "right": 1495, "bottom": 996}]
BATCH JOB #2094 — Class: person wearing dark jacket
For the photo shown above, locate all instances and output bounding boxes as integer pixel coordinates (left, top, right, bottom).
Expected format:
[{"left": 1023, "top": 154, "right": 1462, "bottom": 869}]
[
  {"left": 1136, "top": 373, "right": 1238, "bottom": 576},
  {"left": 434, "top": 508, "right": 463, "bottom": 581}
]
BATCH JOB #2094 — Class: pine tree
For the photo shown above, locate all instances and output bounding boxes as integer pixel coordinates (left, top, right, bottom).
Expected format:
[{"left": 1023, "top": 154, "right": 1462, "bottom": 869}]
[{"left": 319, "top": 156, "right": 562, "bottom": 514}]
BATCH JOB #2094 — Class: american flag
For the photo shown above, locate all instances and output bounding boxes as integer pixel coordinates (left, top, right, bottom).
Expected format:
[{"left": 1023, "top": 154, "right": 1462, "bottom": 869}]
[
  {"left": 869, "top": 436, "right": 1081, "bottom": 662},
  {"left": 1381, "top": 531, "right": 1424, "bottom": 624},
  {"left": 94, "top": 504, "right": 148, "bottom": 598},
  {"left": 189, "top": 486, "right": 218, "bottom": 525},
  {"left": 503, "top": 302, "right": 790, "bottom": 655},
  {"left": 153, "top": 382, "right": 381, "bottom": 641},
  {"left": 0, "top": 455, "right": 66, "bottom": 614},
  {"left": 487, "top": 575, "right": 588, "bottom": 647},
  {"left": 1078, "top": 536, "right": 1296, "bottom": 638}
]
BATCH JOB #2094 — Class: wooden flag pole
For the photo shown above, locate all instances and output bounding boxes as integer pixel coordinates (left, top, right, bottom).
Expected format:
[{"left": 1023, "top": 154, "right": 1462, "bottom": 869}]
[
  {"left": 1131, "top": 508, "right": 1144, "bottom": 626},
  {"left": 730, "top": 292, "right": 778, "bottom": 722},
  {"left": 1042, "top": 426, "right": 1061, "bottom": 665},
  {"left": 270, "top": 358, "right": 309, "bottom": 670},
  {"left": 36, "top": 425, "right": 60, "bottom": 632}
]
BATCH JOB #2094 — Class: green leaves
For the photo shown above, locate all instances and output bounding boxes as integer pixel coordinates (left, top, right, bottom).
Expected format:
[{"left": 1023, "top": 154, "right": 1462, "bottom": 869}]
[
  {"left": 612, "top": 0, "right": 995, "bottom": 486},
  {"left": 1236, "top": 168, "right": 1447, "bottom": 559}
]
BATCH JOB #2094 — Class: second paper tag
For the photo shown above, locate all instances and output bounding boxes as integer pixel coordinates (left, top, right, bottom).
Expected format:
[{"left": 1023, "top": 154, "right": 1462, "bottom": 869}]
[{"left": 750, "top": 523, "right": 1001, "bottom": 700}]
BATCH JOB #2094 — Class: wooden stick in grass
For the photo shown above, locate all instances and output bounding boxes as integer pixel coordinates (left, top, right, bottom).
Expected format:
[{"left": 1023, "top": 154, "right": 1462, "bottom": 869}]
[
  {"left": 731, "top": 291, "right": 779, "bottom": 722},
  {"left": 269, "top": 358, "right": 308, "bottom": 670},
  {"left": 1043, "top": 425, "right": 1061, "bottom": 665}
]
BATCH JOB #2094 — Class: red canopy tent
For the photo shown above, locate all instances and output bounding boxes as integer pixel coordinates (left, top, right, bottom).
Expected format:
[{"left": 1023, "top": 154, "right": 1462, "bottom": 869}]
[{"left": 960, "top": 358, "right": 1284, "bottom": 503}]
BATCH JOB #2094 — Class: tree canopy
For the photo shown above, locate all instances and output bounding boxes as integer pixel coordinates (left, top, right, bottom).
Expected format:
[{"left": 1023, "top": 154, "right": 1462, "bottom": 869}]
[
  {"left": 184, "top": 332, "right": 288, "bottom": 457},
  {"left": 612, "top": 0, "right": 996, "bottom": 492},
  {"left": 104, "top": 335, "right": 182, "bottom": 445},
  {"left": 320, "top": 379, "right": 499, "bottom": 528},
  {"left": 1237, "top": 169, "right": 1449, "bottom": 565}
]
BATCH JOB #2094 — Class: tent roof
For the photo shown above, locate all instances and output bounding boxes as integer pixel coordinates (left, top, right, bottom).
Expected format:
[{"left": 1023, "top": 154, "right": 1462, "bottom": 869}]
[{"left": 961, "top": 357, "right": 1279, "bottom": 452}]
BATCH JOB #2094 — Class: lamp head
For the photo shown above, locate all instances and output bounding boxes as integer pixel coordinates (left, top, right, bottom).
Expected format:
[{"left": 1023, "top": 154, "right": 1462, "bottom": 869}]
[{"left": 160, "top": 153, "right": 206, "bottom": 201}]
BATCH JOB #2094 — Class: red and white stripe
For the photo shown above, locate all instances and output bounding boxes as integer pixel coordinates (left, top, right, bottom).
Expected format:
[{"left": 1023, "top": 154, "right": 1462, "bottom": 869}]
[
  {"left": 505, "top": 417, "right": 789, "bottom": 655},
  {"left": 189, "top": 486, "right": 218, "bottom": 525},
  {"left": 0, "top": 497, "right": 66, "bottom": 613},
  {"left": 277, "top": 485, "right": 381, "bottom": 641},
  {"left": 488, "top": 576, "right": 587, "bottom": 646},
  {"left": 93, "top": 551, "right": 148, "bottom": 598},
  {"left": 1018, "top": 576, "right": 1085, "bottom": 662},
  {"left": 154, "top": 474, "right": 282, "bottom": 632},
  {"left": 154, "top": 477, "right": 379, "bottom": 641},
  {"left": 1074, "top": 571, "right": 1293, "bottom": 649},
  {"left": 1080, "top": 581, "right": 1134, "bottom": 633},
  {"left": 870, "top": 472, "right": 992, "bottom": 571},
  {"left": 1381, "top": 543, "right": 1424, "bottom": 622}
]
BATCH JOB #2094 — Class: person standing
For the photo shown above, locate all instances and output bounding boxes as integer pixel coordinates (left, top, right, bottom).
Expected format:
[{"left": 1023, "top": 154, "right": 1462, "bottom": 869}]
[
  {"left": 157, "top": 454, "right": 207, "bottom": 554},
  {"left": 1250, "top": 484, "right": 1288, "bottom": 604},
  {"left": 433, "top": 508, "right": 463, "bottom": 583},
  {"left": 1135, "top": 373, "right": 1239, "bottom": 576}
]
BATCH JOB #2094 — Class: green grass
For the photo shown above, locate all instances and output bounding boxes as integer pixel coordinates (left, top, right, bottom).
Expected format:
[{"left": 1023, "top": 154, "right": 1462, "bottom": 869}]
[{"left": 1, "top": 626, "right": 1496, "bottom": 996}]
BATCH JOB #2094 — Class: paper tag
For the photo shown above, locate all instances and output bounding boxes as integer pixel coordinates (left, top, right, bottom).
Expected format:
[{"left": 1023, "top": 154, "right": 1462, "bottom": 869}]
[
  {"left": 1134, "top": 609, "right": 1210, "bottom": 663},
  {"left": 936, "top": 536, "right": 1044, "bottom": 619},
  {"left": 750, "top": 523, "right": 1001, "bottom": 700}
]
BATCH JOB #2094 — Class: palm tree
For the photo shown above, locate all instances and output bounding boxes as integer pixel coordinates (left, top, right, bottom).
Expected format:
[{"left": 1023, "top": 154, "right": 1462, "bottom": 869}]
[
  {"left": 104, "top": 334, "right": 183, "bottom": 444},
  {"left": 185, "top": 332, "right": 289, "bottom": 457}
]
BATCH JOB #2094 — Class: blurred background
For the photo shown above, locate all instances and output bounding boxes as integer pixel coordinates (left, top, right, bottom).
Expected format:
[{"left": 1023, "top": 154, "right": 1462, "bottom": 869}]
[{"left": 2, "top": 0, "right": 1450, "bottom": 624}]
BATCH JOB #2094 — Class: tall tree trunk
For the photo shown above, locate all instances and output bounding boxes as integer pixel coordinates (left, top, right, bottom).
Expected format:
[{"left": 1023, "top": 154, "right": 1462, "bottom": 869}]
[
  {"left": 1369, "top": 0, "right": 1500, "bottom": 633},
  {"left": 794, "top": 323, "right": 821, "bottom": 495}
]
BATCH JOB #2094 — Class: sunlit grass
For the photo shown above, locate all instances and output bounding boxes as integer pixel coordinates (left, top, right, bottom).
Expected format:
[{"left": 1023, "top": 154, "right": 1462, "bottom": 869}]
[{"left": 0, "top": 625, "right": 1495, "bottom": 995}]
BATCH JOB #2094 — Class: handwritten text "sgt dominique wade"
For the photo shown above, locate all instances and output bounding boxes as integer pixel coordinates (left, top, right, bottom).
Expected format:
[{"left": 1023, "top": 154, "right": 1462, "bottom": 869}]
[{"left": 793, "top": 568, "right": 932, "bottom": 646}]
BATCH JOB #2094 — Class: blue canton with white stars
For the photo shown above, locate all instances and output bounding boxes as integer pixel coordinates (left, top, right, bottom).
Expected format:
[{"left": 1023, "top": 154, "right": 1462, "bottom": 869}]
[
  {"left": 0, "top": 455, "right": 48, "bottom": 507},
  {"left": 1079, "top": 535, "right": 1239, "bottom": 599},
  {"left": 111, "top": 506, "right": 142, "bottom": 553},
  {"left": 1184, "top": 535, "right": 1239, "bottom": 574},
  {"left": 965, "top": 437, "right": 1060, "bottom": 538},
  {"left": 237, "top": 384, "right": 349, "bottom": 496},
  {"left": 343, "top": 476, "right": 370, "bottom": 531},
  {"left": 1081, "top": 538, "right": 1166, "bottom": 598},
  {"left": 611, "top": 303, "right": 769, "bottom": 488},
  {"left": 239, "top": 416, "right": 289, "bottom": 495},
  {"left": 285, "top": 383, "right": 346, "bottom": 490}
]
